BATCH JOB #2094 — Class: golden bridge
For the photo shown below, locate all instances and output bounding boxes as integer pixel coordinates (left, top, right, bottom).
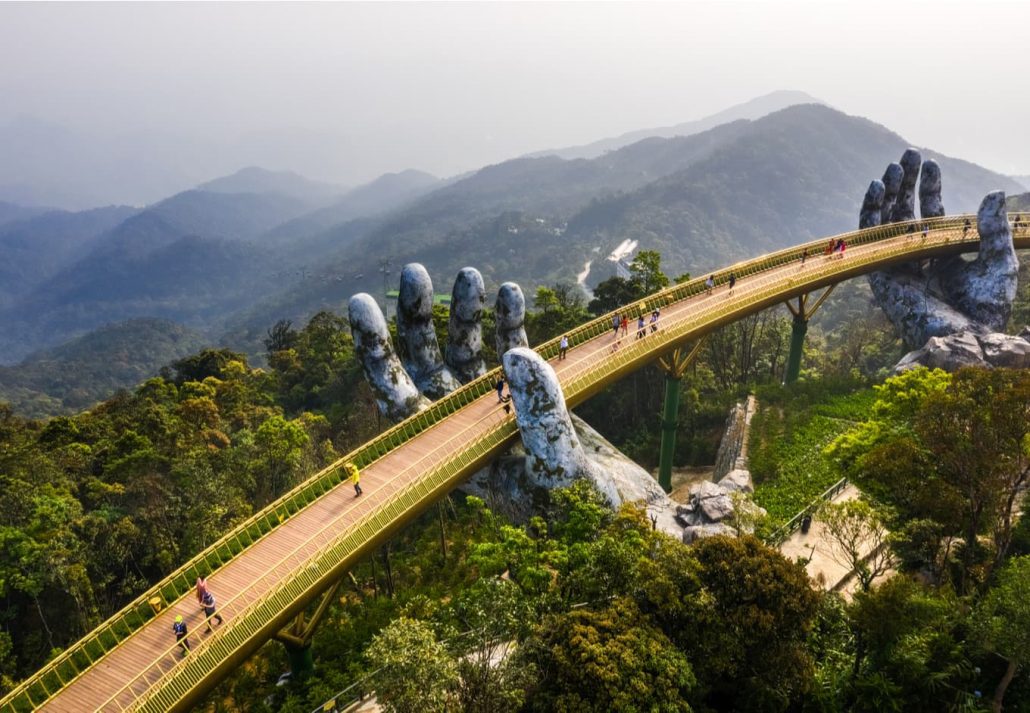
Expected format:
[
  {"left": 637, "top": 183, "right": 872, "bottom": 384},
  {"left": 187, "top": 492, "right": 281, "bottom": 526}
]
[{"left": 4, "top": 213, "right": 1029, "bottom": 712}]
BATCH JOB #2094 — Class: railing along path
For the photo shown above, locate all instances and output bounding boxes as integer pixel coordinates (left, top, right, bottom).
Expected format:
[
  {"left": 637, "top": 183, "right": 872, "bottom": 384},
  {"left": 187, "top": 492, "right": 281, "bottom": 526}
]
[{"left": 4, "top": 213, "right": 1028, "bottom": 712}]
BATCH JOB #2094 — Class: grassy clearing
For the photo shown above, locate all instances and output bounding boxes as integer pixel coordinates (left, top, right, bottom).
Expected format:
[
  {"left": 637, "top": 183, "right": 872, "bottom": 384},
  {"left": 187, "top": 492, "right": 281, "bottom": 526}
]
[{"left": 748, "top": 379, "right": 876, "bottom": 527}]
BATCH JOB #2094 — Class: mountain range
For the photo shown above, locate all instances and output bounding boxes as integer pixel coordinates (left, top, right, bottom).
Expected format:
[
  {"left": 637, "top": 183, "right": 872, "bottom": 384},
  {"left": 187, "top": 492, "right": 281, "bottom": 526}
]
[
  {"left": 526, "top": 90, "right": 825, "bottom": 161},
  {"left": 0, "top": 96, "right": 1025, "bottom": 414}
]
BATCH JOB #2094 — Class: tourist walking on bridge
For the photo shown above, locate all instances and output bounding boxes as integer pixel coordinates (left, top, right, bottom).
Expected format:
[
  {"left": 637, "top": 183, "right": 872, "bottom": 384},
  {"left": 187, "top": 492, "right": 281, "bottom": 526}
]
[
  {"left": 636, "top": 314, "right": 646, "bottom": 339},
  {"left": 620, "top": 315, "right": 629, "bottom": 337},
  {"left": 196, "top": 577, "right": 224, "bottom": 631},
  {"left": 559, "top": 335, "right": 569, "bottom": 359},
  {"left": 345, "top": 461, "right": 362, "bottom": 497},
  {"left": 612, "top": 314, "right": 620, "bottom": 337},
  {"left": 705, "top": 274, "right": 715, "bottom": 294},
  {"left": 173, "top": 615, "right": 191, "bottom": 655},
  {"left": 649, "top": 309, "right": 660, "bottom": 334},
  {"left": 728, "top": 272, "right": 737, "bottom": 294}
]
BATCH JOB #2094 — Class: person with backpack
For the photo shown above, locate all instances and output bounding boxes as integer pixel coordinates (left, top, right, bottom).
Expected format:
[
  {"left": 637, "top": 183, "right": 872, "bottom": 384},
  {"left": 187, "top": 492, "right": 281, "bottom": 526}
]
[{"left": 173, "top": 615, "right": 191, "bottom": 655}]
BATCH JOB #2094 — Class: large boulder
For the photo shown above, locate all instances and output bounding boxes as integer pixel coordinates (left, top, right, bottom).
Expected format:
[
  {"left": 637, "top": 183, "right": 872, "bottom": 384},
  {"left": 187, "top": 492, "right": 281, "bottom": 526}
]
[
  {"left": 978, "top": 332, "right": 1030, "bottom": 368},
  {"left": 894, "top": 331, "right": 989, "bottom": 373},
  {"left": 894, "top": 330, "right": 1030, "bottom": 373},
  {"left": 718, "top": 469, "right": 754, "bottom": 494}
]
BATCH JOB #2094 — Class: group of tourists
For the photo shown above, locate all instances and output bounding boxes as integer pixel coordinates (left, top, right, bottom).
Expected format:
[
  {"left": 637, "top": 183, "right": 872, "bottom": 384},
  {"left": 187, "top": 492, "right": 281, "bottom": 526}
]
[
  {"left": 609, "top": 308, "right": 661, "bottom": 352},
  {"left": 172, "top": 576, "right": 226, "bottom": 655},
  {"left": 825, "top": 238, "right": 846, "bottom": 258}
]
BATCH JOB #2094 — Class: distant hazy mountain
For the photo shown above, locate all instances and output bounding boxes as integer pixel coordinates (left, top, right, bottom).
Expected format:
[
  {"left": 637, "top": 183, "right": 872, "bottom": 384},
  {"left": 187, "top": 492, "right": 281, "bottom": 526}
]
[
  {"left": 0, "top": 205, "right": 138, "bottom": 308},
  {"left": 1008, "top": 192, "right": 1030, "bottom": 211},
  {"left": 197, "top": 166, "right": 346, "bottom": 205},
  {"left": 527, "top": 90, "right": 825, "bottom": 160},
  {"left": 0, "top": 201, "right": 53, "bottom": 229},
  {"left": 261, "top": 169, "right": 442, "bottom": 246},
  {"left": 0, "top": 318, "right": 207, "bottom": 417},
  {"left": 1012, "top": 176, "right": 1030, "bottom": 191},
  {"left": 223, "top": 104, "right": 1020, "bottom": 350},
  {"left": 0, "top": 189, "right": 311, "bottom": 362}
]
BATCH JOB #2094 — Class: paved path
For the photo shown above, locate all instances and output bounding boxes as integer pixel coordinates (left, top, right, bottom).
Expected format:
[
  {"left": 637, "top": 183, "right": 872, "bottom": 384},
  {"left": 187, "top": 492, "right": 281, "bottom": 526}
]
[{"left": 778, "top": 484, "right": 875, "bottom": 595}]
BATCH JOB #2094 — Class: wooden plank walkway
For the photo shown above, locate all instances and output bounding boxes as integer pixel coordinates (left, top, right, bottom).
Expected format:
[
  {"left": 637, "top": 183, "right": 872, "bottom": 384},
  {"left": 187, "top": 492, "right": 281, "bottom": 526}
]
[{"left": 36, "top": 217, "right": 1030, "bottom": 711}]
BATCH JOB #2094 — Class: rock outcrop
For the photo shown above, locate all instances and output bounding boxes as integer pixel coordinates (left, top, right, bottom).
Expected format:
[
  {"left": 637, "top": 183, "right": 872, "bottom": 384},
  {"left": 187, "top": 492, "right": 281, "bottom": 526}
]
[{"left": 860, "top": 150, "right": 1028, "bottom": 370}]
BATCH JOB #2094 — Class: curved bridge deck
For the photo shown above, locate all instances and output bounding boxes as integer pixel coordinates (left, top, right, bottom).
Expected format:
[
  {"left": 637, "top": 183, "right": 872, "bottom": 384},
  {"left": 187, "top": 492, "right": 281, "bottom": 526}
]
[{"left": 5, "top": 213, "right": 1029, "bottom": 712}]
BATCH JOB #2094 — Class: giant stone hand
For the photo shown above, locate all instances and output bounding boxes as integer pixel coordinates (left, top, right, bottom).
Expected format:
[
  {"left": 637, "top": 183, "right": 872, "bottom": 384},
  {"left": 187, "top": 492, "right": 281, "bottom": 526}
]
[
  {"left": 348, "top": 264, "right": 682, "bottom": 535},
  {"left": 859, "top": 149, "right": 1029, "bottom": 370}
]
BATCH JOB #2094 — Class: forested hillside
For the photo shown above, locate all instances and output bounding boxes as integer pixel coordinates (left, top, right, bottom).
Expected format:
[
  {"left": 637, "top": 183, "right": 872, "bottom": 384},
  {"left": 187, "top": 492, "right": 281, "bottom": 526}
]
[
  {"left": 0, "top": 190, "right": 311, "bottom": 362},
  {"left": 0, "top": 319, "right": 207, "bottom": 417},
  {"left": 0, "top": 205, "right": 138, "bottom": 308}
]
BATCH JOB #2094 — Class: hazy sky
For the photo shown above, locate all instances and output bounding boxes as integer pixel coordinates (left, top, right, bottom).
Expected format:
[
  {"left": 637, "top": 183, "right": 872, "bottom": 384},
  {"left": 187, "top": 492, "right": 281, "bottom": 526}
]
[{"left": 2, "top": 0, "right": 1029, "bottom": 197}]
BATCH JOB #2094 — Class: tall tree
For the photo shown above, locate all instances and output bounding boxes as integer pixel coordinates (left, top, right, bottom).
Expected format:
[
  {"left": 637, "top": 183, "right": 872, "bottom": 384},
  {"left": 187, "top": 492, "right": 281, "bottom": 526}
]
[{"left": 973, "top": 556, "right": 1030, "bottom": 713}]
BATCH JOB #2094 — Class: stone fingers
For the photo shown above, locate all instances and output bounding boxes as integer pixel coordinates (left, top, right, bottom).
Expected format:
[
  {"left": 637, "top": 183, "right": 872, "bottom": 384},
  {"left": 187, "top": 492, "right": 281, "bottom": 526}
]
[
  {"left": 348, "top": 293, "right": 430, "bottom": 421},
  {"left": 860, "top": 180, "right": 884, "bottom": 229},
  {"left": 445, "top": 267, "right": 487, "bottom": 382},
  {"left": 888, "top": 149, "right": 921, "bottom": 223},
  {"left": 396, "top": 263, "right": 461, "bottom": 398},
  {"left": 880, "top": 163, "right": 903, "bottom": 225},
  {"left": 494, "top": 282, "right": 529, "bottom": 359},
  {"left": 918, "top": 159, "right": 944, "bottom": 218}
]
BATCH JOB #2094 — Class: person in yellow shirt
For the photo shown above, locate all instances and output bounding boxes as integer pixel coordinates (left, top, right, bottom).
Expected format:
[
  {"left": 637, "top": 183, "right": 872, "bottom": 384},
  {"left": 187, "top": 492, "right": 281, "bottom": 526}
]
[{"left": 345, "top": 461, "right": 362, "bottom": 497}]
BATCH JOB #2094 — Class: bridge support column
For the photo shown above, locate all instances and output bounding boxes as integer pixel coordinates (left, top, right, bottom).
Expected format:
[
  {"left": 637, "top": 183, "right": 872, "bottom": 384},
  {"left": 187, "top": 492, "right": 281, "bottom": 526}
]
[
  {"left": 655, "top": 337, "right": 708, "bottom": 494},
  {"left": 783, "top": 286, "right": 835, "bottom": 384},
  {"left": 274, "top": 578, "right": 343, "bottom": 679},
  {"left": 284, "top": 640, "right": 314, "bottom": 679}
]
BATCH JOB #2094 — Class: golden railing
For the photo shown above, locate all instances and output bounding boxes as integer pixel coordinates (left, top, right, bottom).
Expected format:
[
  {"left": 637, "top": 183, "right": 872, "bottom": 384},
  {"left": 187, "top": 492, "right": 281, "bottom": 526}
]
[{"left": 3, "top": 211, "right": 1028, "bottom": 711}]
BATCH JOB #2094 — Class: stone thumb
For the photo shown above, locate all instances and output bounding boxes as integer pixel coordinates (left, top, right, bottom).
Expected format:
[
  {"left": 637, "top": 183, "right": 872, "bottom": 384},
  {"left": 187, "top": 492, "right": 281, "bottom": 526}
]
[{"left": 502, "top": 347, "right": 592, "bottom": 485}]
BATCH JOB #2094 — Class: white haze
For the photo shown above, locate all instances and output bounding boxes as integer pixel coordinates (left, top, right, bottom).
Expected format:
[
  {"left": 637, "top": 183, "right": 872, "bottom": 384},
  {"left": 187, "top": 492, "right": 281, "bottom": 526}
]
[{"left": 1, "top": 1, "right": 1028, "bottom": 208}]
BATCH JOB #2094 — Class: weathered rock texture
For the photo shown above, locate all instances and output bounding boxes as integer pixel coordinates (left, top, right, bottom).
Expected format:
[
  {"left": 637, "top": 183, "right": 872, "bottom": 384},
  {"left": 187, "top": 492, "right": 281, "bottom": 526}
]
[
  {"left": 502, "top": 347, "right": 592, "bottom": 485},
  {"left": 396, "top": 263, "right": 461, "bottom": 398},
  {"left": 348, "top": 264, "right": 684, "bottom": 538},
  {"left": 861, "top": 150, "right": 1028, "bottom": 369},
  {"left": 348, "top": 293, "right": 430, "bottom": 421},
  {"left": 676, "top": 478, "right": 766, "bottom": 544},
  {"left": 445, "top": 267, "right": 487, "bottom": 383},
  {"left": 494, "top": 282, "right": 529, "bottom": 358}
]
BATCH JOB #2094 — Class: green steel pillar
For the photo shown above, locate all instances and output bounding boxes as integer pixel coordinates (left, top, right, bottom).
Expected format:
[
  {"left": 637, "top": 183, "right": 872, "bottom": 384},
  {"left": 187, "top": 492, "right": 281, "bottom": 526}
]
[
  {"left": 654, "top": 337, "right": 707, "bottom": 495},
  {"left": 785, "top": 313, "right": 808, "bottom": 384},
  {"left": 783, "top": 286, "right": 835, "bottom": 385},
  {"left": 275, "top": 578, "right": 343, "bottom": 680},
  {"left": 657, "top": 373, "right": 681, "bottom": 494},
  {"left": 285, "top": 641, "right": 314, "bottom": 679}
]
